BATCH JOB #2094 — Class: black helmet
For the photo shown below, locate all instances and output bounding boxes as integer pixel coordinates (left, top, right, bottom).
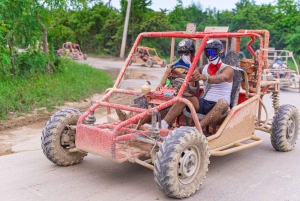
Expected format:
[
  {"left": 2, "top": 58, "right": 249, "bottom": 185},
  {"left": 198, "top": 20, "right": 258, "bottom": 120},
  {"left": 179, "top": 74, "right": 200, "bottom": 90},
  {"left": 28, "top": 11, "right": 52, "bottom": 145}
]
[
  {"left": 177, "top": 39, "right": 195, "bottom": 56},
  {"left": 204, "top": 39, "right": 224, "bottom": 58},
  {"left": 275, "top": 57, "right": 282, "bottom": 61}
]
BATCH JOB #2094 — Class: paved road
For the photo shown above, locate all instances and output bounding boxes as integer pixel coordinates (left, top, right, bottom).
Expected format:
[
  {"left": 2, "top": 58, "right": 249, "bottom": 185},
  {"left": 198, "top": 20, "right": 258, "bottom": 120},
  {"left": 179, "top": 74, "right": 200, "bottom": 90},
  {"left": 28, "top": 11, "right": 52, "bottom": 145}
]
[{"left": 1, "top": 58, "right": 300, "bottom": 201}]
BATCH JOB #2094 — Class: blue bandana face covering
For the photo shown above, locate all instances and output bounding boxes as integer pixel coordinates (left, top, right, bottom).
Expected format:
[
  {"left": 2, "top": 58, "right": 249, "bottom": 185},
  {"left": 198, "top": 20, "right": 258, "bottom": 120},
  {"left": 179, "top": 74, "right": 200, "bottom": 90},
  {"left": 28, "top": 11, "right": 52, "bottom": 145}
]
[
  {"left": 276, "top": 60, "right": 282, "bottom": 64},
  {"left": 205, "top": 49, "right": 217, "bottom": 58}
]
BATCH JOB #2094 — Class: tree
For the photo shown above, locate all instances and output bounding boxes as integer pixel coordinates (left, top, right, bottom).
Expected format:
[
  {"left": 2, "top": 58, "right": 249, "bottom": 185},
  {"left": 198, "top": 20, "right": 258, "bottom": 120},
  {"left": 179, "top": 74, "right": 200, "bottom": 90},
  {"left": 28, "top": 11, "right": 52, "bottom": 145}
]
[
  {"left": 272, "top": 0, "right": 300, "bottom": 50},
  {"left": 0, "top": 21, "right": 11, "bottom": 73},
  {"left": 139, "top": 11, "right": 174, "bottom": 56},
  {"left": 0, "top": 0, "right": 41, "bottom": 74}
]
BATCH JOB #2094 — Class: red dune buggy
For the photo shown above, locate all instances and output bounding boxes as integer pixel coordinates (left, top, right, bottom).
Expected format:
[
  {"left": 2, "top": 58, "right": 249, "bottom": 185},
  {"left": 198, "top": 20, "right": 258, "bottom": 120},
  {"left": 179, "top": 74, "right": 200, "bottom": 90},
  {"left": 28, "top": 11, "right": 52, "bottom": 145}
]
[
  {"left": 58, "top": 42, "right": 87, "bottom": 60},
  {"left": 42, "top": 30, "right": 299, "bottom": 198}
]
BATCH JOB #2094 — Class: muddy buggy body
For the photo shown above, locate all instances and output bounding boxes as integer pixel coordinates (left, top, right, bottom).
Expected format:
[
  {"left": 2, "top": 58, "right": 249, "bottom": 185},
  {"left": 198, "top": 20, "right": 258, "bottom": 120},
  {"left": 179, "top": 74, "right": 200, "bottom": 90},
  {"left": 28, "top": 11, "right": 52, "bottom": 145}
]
[
  {"left": 42, "top": 30, "right": 299, "bottom": 199},
  {"left": 130, "top": 46, "right": 167, "bottom": 67},
  {"left": 59, "top": 42, "right": 87, "bottom": 60}
]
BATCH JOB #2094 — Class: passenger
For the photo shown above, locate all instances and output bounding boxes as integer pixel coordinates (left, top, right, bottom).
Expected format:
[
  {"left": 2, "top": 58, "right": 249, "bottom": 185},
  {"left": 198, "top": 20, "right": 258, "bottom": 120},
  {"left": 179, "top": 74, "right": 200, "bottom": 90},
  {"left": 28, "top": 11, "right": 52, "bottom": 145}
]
[
  {"left": 160, "top": 39, "right": 234, "bottom": 131},
  {"left": 142, "top": 49, "right": 149, "bottom": 62}
]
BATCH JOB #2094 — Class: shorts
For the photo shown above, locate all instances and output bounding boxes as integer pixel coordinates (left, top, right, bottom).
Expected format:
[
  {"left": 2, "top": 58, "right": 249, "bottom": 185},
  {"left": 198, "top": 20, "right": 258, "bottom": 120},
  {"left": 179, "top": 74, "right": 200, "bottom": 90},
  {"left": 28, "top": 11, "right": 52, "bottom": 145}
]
[{"left": 186, "top": 98, "right": 217, "bottom": 115}]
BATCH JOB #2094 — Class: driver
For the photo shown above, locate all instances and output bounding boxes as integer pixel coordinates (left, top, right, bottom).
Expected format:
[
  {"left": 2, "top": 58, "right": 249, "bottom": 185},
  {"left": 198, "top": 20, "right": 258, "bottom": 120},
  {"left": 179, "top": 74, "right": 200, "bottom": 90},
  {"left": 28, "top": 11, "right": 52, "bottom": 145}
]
[
  {"left": 156, "top": 38, "right": 195, "bottom": 90},
  {"left": 160, "top": 39, "right": 234, "bottom": 132},
  {"left": 272, "top": 57, "right": 287, "bottom": 78},
  {"left": 116, "top": 39, "right": 196, "bottom": 122}
]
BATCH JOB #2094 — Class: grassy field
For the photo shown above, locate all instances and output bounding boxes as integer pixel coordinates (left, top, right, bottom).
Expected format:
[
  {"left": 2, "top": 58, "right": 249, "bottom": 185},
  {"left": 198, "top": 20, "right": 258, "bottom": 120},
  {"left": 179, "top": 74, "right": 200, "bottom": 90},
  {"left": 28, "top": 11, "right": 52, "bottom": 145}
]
[{"left": 0, "top": 59, "right": 113, "bottom": 120}]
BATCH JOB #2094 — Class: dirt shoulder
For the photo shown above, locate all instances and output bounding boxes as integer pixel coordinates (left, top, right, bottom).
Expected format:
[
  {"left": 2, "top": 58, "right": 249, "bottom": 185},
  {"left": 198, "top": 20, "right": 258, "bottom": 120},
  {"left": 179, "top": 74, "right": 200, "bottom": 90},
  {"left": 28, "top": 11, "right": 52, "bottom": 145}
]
[{"left": 0, "top": 93, "right": 105, "bottom": 132}]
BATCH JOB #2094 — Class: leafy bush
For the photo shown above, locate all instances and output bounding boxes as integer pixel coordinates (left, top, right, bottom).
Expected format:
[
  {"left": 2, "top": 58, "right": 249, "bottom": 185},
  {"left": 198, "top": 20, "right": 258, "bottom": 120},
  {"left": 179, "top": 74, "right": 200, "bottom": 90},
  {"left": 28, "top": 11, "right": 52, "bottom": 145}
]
[{"left": 15, "top": 50, "right": 48, "bottom": 76}]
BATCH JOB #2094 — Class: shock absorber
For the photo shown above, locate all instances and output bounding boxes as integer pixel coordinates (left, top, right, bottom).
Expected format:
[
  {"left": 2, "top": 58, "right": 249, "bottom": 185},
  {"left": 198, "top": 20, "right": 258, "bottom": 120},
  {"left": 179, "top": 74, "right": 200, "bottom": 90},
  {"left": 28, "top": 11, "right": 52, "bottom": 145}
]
[
  {"left": 149, "top": 110, "right": 160, "bottom": 138},
  {"left": 84, "top": 101, "right": 96, "bottom": 125},
  {"left": 271, "top": 91, "right": 280, "bottom": 112}
]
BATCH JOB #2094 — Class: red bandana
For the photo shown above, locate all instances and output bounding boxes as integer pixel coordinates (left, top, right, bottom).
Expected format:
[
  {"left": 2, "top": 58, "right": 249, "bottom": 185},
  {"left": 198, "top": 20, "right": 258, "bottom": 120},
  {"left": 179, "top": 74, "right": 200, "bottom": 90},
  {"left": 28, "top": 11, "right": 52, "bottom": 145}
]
[{"left": 208, "top": 62, "right": 222, "bottom": 75}]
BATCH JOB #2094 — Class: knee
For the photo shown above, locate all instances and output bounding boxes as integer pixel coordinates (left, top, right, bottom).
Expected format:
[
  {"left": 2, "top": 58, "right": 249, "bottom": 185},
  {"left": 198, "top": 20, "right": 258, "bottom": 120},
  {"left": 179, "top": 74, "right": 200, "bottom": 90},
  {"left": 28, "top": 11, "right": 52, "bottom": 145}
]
[
  {"left": 216, "top": 99, "right": 229, "bottom": 111},
  {"left": 217, "top": 98, "right": 227, "bottom": 106}
]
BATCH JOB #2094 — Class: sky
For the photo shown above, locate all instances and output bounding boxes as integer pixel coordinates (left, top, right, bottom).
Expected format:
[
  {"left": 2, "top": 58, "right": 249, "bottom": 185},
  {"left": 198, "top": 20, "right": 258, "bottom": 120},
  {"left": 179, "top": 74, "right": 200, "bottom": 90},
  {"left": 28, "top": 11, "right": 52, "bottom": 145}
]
[{"left": 108, "top": 0, "right": 276, "bottom": 11}]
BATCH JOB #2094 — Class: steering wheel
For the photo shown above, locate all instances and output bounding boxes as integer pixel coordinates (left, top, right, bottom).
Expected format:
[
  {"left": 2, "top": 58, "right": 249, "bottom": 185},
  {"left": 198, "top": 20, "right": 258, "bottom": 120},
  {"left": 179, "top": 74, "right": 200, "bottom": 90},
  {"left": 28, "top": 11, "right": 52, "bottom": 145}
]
[{"left": 169, "top": 65, "right": 200, "bottom": 97}]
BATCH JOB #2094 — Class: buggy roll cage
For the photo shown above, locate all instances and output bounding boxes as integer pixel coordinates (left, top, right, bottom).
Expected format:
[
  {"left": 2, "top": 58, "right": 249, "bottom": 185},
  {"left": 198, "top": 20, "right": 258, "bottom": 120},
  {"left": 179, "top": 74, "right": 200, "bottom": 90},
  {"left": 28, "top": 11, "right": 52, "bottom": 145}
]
[{"left": 77, "top": 31, "right": 267, "bottom": 141}]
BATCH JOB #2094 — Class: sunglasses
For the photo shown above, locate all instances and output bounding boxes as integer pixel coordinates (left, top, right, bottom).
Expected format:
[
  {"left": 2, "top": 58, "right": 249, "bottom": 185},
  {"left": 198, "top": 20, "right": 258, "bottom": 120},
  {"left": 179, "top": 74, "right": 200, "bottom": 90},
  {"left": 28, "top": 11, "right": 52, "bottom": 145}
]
[{"left": 205, "top": 48, "right": 218, "bottom": 58}]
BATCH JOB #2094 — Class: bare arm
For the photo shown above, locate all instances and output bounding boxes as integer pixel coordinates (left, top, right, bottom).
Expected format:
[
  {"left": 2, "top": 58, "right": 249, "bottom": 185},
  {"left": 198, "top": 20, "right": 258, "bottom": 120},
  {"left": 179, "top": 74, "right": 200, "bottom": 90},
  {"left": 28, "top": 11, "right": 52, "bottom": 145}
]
[{"left": 207, "top": 67, "right": 233, "bottom": 84}]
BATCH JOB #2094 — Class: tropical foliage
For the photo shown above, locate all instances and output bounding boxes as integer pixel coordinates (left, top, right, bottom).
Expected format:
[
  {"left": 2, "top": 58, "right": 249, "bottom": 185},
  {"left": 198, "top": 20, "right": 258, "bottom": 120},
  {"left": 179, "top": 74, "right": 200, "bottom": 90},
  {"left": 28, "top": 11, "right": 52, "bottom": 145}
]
[{"left": 0, "top": 0, "right": 300, "bottom": 76}]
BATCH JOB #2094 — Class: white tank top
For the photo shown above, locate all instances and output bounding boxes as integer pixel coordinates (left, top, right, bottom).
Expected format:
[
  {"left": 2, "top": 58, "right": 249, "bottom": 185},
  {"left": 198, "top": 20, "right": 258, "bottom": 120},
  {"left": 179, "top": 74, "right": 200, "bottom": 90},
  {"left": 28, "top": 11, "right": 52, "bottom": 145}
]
[{"left": 202, "top": 64, "right": 233, "bottom": 105}]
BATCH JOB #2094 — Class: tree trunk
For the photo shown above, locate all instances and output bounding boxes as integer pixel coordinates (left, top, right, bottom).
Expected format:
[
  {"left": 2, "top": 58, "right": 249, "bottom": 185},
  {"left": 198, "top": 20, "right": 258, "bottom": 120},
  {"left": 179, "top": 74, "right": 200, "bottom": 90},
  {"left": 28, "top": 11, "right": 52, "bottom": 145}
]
[
  {"left": 42, "top": 25, "right": 48, "bottom": 53},
  {"left": 38, "top": 16, "right": 50, "bottom": 73},
  {"left": 7, "top": 39, "right": 15, "bottom": 75}
]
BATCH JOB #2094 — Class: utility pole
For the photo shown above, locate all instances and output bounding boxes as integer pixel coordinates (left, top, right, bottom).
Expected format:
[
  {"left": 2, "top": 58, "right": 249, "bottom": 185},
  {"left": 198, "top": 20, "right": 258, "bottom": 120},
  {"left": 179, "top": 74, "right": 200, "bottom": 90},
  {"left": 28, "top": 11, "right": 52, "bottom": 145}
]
[{"left": 120, "top": 0, "right": 132, "bottom": 59}]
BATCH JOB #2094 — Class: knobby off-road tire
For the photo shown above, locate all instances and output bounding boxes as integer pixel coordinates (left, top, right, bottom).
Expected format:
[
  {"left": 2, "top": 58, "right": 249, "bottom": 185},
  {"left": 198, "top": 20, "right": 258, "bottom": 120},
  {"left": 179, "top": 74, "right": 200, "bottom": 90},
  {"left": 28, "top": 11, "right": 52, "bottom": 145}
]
[
  {"left": 146, "top": 59, "right": 153, "bottom": 68},
  {"left": 83, "top": 54, "right": 88, "bottom": 60},
  {"left": 161, "top": 59, "right": 167, "bottom": 67},
  {"left": 41, "top": 108, "right": 87, "bottom": 166},
  {"left": 271, "top": 104, "right": 299, "bottom": 152},
  {"left": 154, "top": 127, "right": 210, "bottom": 198}
]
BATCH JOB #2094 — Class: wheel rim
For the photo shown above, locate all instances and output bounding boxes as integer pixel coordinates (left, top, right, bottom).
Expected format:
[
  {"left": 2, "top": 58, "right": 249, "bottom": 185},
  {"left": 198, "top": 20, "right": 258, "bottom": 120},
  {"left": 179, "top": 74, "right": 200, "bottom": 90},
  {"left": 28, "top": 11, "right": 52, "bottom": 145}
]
[
  {"left": 60, "top": 126, "right": 76, "bottom": 152},
  {"left": 286, "top": 117, "right": 295, "bottom": 141},
  {"left": 178, "top": 145, "right": 200, "bottom": 184}
]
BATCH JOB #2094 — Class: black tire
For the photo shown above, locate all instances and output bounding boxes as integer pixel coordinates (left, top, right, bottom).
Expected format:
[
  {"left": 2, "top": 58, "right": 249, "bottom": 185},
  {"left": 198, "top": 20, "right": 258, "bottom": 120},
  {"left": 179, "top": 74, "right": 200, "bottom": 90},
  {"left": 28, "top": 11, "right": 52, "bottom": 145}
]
[
  {"left": 83, "top": 54, "right": 87, "bottom": 60},
  {"left": 161, "top": 59, "right": 167, "bottom": 67},
  {"left": 271, "top": 104, "right": 299, "bottom": 152},
  {"left": 41, "top": 108, "right": 87, "bottom": 166},
  {"left": 154, "top": 127, "right": 210, "bottom": 198},
  {"left": 146, "top": 59, "right": 153, "bottom": 68}
]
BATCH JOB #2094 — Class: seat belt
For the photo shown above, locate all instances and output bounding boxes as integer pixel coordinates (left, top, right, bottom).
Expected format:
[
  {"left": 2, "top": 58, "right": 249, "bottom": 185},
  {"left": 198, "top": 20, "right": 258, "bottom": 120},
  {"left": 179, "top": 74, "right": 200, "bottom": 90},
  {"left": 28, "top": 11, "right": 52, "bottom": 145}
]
[{"left": 200, "top": 63, "right": 229, "bottom": 99}]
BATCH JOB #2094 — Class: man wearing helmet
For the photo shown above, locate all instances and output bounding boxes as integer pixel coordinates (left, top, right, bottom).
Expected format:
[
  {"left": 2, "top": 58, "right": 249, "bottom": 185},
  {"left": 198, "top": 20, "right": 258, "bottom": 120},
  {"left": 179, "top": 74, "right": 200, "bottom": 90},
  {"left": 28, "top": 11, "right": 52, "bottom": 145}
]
[
  {"left": 160, "top": 39, "right": 234, "bottom": 132},
  {"left": 174, "top": 38, "right": 195, "bottom": 67},
  {"left": 156, "top": 38, "right": 195, "bottom": 90},
  {"left": 272, "top": 57, "right": 287, "bottom": 78}
]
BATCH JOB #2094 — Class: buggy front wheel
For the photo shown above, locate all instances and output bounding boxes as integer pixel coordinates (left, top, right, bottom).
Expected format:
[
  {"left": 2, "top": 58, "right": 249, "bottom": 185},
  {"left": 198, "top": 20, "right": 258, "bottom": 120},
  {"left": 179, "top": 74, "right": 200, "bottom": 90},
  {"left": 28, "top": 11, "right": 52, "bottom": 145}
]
[
  {"left": 83, "top": 54, "right": 87, "bottom": 60},
  {"left": 154, "top": 127, "right": 210, "bottom": 198},
  {"left": 41, "top": 108, "right": 87, "bottom": 166},
  {"left": 161, "top": 59, "right": 167, "bottom": 67}
]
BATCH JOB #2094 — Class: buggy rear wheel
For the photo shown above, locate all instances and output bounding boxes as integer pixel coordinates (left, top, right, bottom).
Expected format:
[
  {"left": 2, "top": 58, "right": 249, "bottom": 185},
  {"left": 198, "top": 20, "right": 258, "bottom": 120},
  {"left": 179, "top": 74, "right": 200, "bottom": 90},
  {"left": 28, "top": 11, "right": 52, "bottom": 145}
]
[
  {"left": 146, "top": 59, "right": 153, "bottom": 68},
  {"left": 154, "top": 127, "right": 210, "bottom": 198},
  {"left": 41, "top": 108, "right": 87, "bottom": 166},
  {"left": 271, "top": 104, "right": 299, "bottom": 152},
  {"left": 83, "top": 54, "right": 87, "bottom": 60},
  {"left": 161, "top": 59, "right": 167, "bottom": 67}
]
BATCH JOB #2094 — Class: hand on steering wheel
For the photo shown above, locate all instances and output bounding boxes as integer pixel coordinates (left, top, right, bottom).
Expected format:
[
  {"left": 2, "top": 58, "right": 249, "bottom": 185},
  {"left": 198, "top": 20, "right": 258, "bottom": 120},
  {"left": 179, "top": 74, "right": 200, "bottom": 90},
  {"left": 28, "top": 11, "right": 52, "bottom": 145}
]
[{"left": 169, "top": 65, "right": 200, "bottom": 97}]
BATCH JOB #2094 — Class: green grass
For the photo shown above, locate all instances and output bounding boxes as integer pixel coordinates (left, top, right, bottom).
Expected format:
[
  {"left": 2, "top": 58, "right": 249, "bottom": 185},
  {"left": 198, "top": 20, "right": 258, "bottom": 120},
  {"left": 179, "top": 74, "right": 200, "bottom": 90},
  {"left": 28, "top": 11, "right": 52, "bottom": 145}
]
[{"left": 0, "top": 59, "right": 113, "bottom": 120}]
